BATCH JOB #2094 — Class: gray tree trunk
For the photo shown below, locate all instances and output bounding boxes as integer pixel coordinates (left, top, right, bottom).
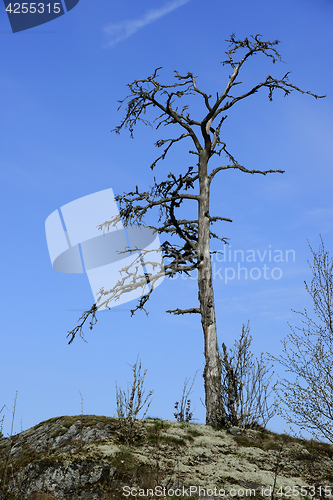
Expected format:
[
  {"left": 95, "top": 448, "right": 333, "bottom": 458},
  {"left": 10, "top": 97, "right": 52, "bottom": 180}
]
[{"left": 198, "top": 148, "right": 228, "bottom": 427}]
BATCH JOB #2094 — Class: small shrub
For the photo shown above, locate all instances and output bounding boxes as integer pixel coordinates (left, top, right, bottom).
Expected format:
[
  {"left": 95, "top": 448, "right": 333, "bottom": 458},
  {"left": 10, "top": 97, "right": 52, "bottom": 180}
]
[
  {"left": 115, "top": 357, "right": 153, "bottom": 445},
  {"left": 174, "top": 399, "right": 193, "bottom": 423},
  {"left": 221, "top": 322, "right": 277, "bottom": 429},
  {"left": 174, "top": 371, "right": 198, "bottom": 423}
]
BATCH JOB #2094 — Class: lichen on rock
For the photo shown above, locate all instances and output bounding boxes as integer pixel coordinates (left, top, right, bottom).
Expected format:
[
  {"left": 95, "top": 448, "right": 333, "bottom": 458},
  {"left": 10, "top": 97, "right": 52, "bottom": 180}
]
[{"left": 0, "top": 416, "right": 333, "bottom": 499}]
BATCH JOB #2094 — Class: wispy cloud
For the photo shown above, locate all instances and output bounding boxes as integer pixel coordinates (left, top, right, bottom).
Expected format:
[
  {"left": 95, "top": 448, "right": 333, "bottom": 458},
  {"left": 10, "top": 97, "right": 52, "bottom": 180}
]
[{"left": 103, "top": 0, "right": 190, "bottom": 47}]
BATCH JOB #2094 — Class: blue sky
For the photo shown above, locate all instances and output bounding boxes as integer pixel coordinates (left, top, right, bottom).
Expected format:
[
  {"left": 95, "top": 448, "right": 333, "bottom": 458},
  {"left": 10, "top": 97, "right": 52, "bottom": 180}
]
[{"left": 1, "top": 0, "right": 333, "bottom": 440}]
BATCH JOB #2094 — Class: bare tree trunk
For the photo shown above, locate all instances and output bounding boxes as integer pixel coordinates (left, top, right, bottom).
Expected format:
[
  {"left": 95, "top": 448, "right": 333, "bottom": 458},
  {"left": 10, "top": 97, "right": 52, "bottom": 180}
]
[{"left": 198, "top": 150, "right": 228, "bottom": 427}]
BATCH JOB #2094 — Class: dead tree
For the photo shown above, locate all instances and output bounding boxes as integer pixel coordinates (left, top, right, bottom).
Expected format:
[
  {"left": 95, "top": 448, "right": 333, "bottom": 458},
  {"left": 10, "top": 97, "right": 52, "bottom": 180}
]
[{"left": 68, "top": 34, "right": 324, "bottom": 428}]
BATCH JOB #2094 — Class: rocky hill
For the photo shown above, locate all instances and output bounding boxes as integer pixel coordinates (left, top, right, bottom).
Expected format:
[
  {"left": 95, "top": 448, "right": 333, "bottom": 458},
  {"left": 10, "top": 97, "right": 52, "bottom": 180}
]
[{"left": 0, "top": 414, "right": 332, "bottom": 499}]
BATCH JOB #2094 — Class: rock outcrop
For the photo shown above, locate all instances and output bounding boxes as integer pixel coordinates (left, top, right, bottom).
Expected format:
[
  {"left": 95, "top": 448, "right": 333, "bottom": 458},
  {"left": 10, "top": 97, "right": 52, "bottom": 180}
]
[{"left": 0, "top": 414, "right": 332, "bottom": 499}]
